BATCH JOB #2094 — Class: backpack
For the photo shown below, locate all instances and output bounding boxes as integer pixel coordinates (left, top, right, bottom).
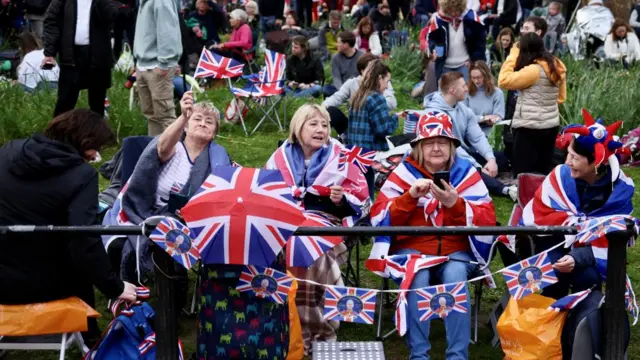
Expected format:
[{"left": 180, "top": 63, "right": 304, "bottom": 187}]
[{"left": 84, "top": 288, "right": 185, "bottom": 360}]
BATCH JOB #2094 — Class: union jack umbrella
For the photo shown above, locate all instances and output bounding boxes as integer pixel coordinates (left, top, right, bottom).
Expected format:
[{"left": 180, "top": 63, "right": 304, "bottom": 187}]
[
  {"left": 548, "top": 289, "right": 591, "bottom": 312},
  {"left": 323, "top": 286, "right": 377, "bottom": 324},
  {"left": 181, "top": 166, "right": 305, "bottom": 266},
  {"left": 148, "top": 218, "right": 200, "bottom": 270},
  {"left": 194, "top": 47, "right": 245, "bottom": 79},
  {"left": 286, "top": 211, "right": 343, "bottom": 267},
  {"left": 501, "top": 251, "right": 558, "bottom": 300},
  {"left": 236, "top": 265, "right": 293, "bottom": 304},
  {"left": 416, "top": 282, "right": 468, "bottom": 322},
  {"left": 338, "top": 145, "right": 376, "bottom": 175}
]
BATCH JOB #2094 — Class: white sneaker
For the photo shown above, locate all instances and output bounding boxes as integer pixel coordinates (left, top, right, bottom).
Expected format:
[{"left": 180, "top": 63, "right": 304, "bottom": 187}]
[{"left": 507, "top": 185, "right": 518, "bottom": 202}]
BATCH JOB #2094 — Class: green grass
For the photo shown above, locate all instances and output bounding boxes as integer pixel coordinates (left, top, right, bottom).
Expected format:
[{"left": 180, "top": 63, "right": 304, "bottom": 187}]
[{"left": 2, "top": 54, "right": 640, "bottom": 360}]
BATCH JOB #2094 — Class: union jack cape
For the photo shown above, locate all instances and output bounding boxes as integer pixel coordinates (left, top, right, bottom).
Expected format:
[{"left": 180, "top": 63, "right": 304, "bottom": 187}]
[
  {"left": 419, "top": 10, "right": 483, "bottom": 52},
  {"left": 265, "top": 138, "right": 370, "bottom": 227},
  {"left": 521, "top": 164, "right": 635, "bottom": 279},
  {"left": 367, "top": 154, "right": 496, "bottom": 283}
]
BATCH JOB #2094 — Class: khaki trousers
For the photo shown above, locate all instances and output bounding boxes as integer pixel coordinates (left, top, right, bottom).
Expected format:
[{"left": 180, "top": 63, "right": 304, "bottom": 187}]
[{"left": 137, "top": 67, "right": 177, "bottom": 136}]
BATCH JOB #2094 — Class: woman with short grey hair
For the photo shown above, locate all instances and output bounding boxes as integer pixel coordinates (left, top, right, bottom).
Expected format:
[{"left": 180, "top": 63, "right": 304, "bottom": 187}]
[{"left": 210, "top": 9, "right": 254, "bottom": 63}]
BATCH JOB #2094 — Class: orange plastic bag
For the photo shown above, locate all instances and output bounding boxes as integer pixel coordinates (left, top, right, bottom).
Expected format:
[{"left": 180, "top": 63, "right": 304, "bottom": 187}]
[
  {"left": 497, "top": 294, "right": 567, "bottom": 360},
  {"left": 287, "top": 273, "right": 304, "bottom": 360},
  {"left": 0, "top": 297, "right": 100, "bottom": 336}
]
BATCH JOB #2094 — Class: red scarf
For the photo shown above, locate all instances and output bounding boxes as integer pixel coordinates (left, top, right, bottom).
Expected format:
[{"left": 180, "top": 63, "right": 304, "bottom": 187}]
[{"left": 437, "top": 11, "right": 464, "bottom": 31}]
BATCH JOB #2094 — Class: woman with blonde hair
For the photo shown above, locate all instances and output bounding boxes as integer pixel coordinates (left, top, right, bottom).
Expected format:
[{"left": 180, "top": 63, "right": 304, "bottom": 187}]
[
  {"left": 354, "top": 16, "right": 382, "bottom": 55},
  {"left": 347, "top": 60, "right": 399, "bottom": 195},
  {"left": 266, "top": 104, "right": 370, "bottom": 355},
  {"left": 464, "top": 60, "right": 505, "bottom": 137}
]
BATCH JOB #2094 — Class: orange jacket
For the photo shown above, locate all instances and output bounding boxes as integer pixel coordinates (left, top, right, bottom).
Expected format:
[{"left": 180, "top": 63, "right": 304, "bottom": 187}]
[{"left": 388, "top": 158, "right": 470, "bottom": 256}]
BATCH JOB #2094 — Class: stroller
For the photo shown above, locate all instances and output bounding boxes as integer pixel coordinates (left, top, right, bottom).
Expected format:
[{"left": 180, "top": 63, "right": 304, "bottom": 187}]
[{"left": 563, "top": 2, "right": 614, "bottom": 61}]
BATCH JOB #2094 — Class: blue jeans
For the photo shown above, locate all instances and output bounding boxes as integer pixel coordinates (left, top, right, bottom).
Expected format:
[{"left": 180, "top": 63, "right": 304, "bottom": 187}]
[
  {"left": 394, "top": 248, "right": 476, "bottom": 360},
  {"left": 285, "top": 84, "right": 322, "bottom": 97},
  {"left": 443, "top": 65, "right": 469, "bottom": 82}
]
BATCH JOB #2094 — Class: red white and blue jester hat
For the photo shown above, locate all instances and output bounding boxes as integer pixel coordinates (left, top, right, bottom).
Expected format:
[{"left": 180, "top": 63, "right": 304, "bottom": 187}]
[{"left": 562, "top": 108, "right": 627, "bottom": 179}]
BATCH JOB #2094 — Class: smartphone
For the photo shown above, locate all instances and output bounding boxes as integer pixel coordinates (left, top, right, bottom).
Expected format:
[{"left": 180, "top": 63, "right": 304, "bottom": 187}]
[
  {"left": 435, "top": 46, "right": 445, "bottom": 58},
  {"left": 433, "top": 171, "right": 450, "bottom": 190}
]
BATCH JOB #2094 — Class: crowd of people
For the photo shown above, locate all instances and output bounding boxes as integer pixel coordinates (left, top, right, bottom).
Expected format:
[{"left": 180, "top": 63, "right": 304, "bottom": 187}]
[{"left": 0, "top": 0, "right": 638, "bottom": 359}]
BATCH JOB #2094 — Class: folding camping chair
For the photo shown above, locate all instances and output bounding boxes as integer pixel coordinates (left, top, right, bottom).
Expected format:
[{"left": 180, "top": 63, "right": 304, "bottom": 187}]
[{"left": 228, "top": 49, "right": 288, "bottom": 136}]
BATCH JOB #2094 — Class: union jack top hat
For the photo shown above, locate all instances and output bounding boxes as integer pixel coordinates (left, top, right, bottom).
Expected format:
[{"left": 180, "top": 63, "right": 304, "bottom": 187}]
[
  {"left": 562, "top": 109, "right": 629, "bottom": 170},
  {"left": 410, "top": 111, "right": 461, "bottom": 148}
]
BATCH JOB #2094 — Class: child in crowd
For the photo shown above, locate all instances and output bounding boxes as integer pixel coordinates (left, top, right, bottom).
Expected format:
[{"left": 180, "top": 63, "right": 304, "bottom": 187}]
[{"left": 532, "top": 0, "right": 565, "bottom": 53}]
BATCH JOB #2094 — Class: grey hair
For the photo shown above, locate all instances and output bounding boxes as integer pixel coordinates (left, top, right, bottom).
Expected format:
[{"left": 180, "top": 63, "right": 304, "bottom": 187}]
[
  {"left": 230, "top": 9, "right": 248, "bottom": 22},
  {"left": 245, "top": 1, "right": 258, "bottom": 12}
]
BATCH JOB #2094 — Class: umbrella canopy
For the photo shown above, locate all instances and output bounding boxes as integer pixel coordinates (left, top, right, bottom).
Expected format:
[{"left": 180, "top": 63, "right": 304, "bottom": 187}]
[{"left": 181, "top": 166, "right": 305, "bottom": 266}]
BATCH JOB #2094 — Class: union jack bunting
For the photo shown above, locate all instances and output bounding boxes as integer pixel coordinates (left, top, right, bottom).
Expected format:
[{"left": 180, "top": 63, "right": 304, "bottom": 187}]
[
  {"left": 501, "top": 252, "right": 558, "bottom": 300},
  {"left": 338, "top": 145, "right": 376, "bottom": 174},
  {"left": 286, "top": 211, "right": 344, "bottom": 267},
  {"left": 626, "top": 275, "right": 639, "bottom": 325},
  {"left": 416, "top": 282, "right": 468, "bottom": 322},
  {"left": 521, "top": 164, "right": 636, "bottom": 279},
  {"left": 182, "top": 166, "right": 304, "bottom": 266},
  {"left": 236, "top": 265, "right": 293, "bottom": 304},
  {"left": 548, "top": 289, "right": 591, "bottom": 312},
  {"left": 231, "top": 49, "right": 286, "bottom": 97},
  {"left": 149, "top": 218, "right": 200, "bottom": 270},
  {"left": 323, "top": 286, "right": 377, "bottom": 324},
  {"left": 576, "top": 215, "right": 634, "bottom": 244},
  {"left": 194, "top": 47, "right": 244, "bottom": 79}
]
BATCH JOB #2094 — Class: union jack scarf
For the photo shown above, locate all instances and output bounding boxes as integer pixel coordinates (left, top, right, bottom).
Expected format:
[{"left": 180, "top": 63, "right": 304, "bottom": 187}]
[
  {"left": 521, "top": 164, "right": 636, "bottom": 280},
  {"left": 265, "top": 138, "right": 370, "bottom": 227},
  {"left": 367, "top": 154, "right": 496, "bottom": 335}
]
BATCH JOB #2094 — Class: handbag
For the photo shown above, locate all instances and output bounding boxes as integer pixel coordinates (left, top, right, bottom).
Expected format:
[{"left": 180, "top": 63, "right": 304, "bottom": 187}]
[{"left": 115, "top": 43, "right": 135, "bottom": 74}]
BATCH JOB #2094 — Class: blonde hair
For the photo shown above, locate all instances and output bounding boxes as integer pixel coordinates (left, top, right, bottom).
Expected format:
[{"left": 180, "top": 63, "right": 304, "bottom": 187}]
[
  {"left": 288, "top": 104, "right": 331, "bottom": 143},
  {"left": 191, "top": 101, "right": 221, "bottom": 137},
  {"left": 411, "top": 138, "right": 456, "bottom": 171}
]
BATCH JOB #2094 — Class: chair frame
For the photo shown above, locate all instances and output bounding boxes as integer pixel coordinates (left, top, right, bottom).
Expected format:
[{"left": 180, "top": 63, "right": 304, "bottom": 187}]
[
  {"left": 0, "top": 333, "right": 88, "bottom": 360},
  {"left": 227, "top": 78, "right": 287, "bottom": 136}
]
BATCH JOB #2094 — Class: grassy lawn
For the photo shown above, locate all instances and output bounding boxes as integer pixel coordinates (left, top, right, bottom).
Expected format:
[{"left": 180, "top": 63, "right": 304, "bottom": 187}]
[{"left": 1, "top": 57, "right": 640, "bottom": 360}]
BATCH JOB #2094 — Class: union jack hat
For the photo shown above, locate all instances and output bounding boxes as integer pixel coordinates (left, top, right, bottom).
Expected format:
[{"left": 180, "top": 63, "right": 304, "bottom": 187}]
[{"left": 410, "top": 111, "right": 461, "bottom": 148}]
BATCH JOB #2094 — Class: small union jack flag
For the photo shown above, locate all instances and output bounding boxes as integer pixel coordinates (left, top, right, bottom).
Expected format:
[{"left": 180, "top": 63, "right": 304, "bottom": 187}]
[
  {"left": 416, "top": 282, "right": 468, "bottom": 322},
  {"left": 323, "top": 286, "right": 377, "bottom": 324},
  {"left": 548, "top": 289, "right": 591, "bottom": 312},
  {"left": 231, "top": 49, "right": 286, "bottom": 97},
  {"left": 149, "top": 218, "right": 200, "bottom": 270},
  {"left": 236, "top": 265, "right": 293, "bottom": 304},
  {"left": 576, "top": 215, "right": 631, "bottom": 244},
  {"left": 501, "top": 252, "right": 558, "bottom": 300},
  {"left": 194, "top": 47, "right": 244, "bottom": 79},
  {"left": 626, "top": 275, "right": 639, "bottom": 325},
  {"left": 338, "top": 145, "right": 376, "bottom": 174}
]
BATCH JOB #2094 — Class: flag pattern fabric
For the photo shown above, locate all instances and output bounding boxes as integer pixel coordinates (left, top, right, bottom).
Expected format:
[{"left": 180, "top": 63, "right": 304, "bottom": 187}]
[
  {"left": 231, "top": 49, "right": 286, "bottom": 97},
  {"left": 338, "top": 145, "right": 376, "bottom": 175},
  {"left": 420, "top": 9, "right": 484, "bottom": 52},
  {"left": 101, "top": 181, "right": 132, "bottom": 251},
  {"left": 521, "top": 164, "right": 635, "bottom": 279},
  {"left": 286, "top": 211, "right": 345, "bottom": 267},
  {"left": 416, "top": 283, "right": 469, "bottom": 322},
  {"left": 367, "top": 154, "right": 496, "bottom": 284},
  {"left": 501, "top": 252, "right": 558, "bottom": 300},
  {"left": 548, "top": 289, "right": 591, "bottom": 312},
  {"left": 194, "top": 47, "right": 244, "bottom": 79},
  {"left": 236, "top": 265, "right": 293, "bottom": 304},
  {"left": 148, "top": 217, "right": 200, "bottom": 270},
  {"left": 323, "top": 286, "right": 377, "bottom": 324},
  {"left": 626, "top": 275, "right": 639, "bottom": 325},
  {"left": 576, "top": 215, "right": 637, "bottom": 244},
  {"left": 182, "top": 166, "right": 304, "bottom": 266},
  {"left": 138, "top": 332, "right": 155, "bottom": 356},
  {"left": 266, "top": 138, "right": 370, "bottom": 229}
]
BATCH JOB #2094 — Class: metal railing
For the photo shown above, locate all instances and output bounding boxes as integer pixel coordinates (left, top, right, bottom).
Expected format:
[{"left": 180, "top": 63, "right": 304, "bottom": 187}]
[{"left": 0, "top": 222, "right": 634, "bottom": 360}]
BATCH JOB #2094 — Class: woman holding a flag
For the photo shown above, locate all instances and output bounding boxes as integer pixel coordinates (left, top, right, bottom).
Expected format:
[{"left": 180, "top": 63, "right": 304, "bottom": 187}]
[
  {"left": 266, "top": 104, "right": 370, "bottom": 355},
  {"left": 521, "top": 109, "right": 635, "bottom": 300},
  {"left": 367, "top": 112, "right": 496, "bottom": 359}
]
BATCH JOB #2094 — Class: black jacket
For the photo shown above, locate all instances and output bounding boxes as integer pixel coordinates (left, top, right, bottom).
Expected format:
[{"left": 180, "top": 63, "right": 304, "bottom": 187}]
[
  {"left": 0, "top": 134, "right": 124, "bottom": 304},
  {"left": 43, "top": 0, "right": 119, "bottom": 68},
  {"left": 286, "top": 52, "right": 324, "bottom": 85},
  {"left": 498, "top": 0, "right": 519, "bottom": 25},
  {"left": 258, "top": 0, "right": 285, "bottom": 20}
]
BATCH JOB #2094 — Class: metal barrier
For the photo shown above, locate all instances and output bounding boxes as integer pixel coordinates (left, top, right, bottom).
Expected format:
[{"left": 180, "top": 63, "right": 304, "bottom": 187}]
[{"left": 0, "top": 222, "right": 635, "bottom": 360}]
